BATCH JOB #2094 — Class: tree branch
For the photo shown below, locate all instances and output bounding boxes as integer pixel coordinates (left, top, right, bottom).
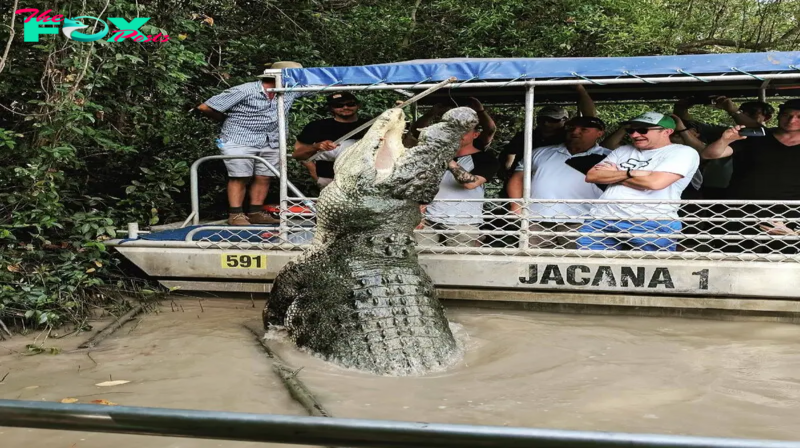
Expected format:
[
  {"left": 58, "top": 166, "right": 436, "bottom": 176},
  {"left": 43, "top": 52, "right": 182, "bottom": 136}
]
[
  {"left": 0, "top": 0, "right": 20, "bottom": 75},
  {"left": 677, "top": 28, "right": 800, "bottom": 53},
  {"left": 401, "top": 0, "right": 424, "bottom": 50},
  {"left": 69, "top": 0, "right": 111, "bottom": 97},
  {"left": 779, "top": 21, "right": 800, "bottom": 41}
]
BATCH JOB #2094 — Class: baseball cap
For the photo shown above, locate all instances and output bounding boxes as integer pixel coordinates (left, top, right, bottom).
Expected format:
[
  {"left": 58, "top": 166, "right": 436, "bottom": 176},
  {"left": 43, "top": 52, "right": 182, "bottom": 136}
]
[
  {"left": 623, "top": 112, "right": 676, "bottom": 130},
  {"left": 779, "top": 99, "right": 800, "bottom": 114},
  {"left": 565, "top": 116, "right": 606, "bottom": 131},
  {"left": 537, "top": 105, "right": 569, "bottom": 120},
  {"left": 257, "top": 61, "right": 303, "bottom": 78},
  {"left": 326, "top": 92, "right": 358, "bottom": 105}
]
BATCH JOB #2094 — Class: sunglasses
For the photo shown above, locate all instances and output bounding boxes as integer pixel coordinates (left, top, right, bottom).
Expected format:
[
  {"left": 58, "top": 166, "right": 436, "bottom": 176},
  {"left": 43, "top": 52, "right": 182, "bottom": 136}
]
[
  {"left": 625, "top": 127, "right": 665, "bottom": 135},
  {"left": 332, "top": 102, "right": 357, "bottom": 108}
]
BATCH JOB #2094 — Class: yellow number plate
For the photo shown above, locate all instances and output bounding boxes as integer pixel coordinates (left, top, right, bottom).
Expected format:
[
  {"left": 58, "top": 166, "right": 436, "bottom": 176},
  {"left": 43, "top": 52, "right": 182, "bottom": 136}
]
[{"left": 221, "top": 253, "right": 267, "bottom": 269}]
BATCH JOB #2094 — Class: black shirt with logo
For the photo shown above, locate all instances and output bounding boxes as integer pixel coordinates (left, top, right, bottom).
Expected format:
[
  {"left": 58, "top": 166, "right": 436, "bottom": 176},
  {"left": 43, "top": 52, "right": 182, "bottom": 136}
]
[
  {"left": 727, "top": 130, "right": 800, "bottom": 200},
  {"left": 296, "top": 117, "right": 369, "bottom": 178}
]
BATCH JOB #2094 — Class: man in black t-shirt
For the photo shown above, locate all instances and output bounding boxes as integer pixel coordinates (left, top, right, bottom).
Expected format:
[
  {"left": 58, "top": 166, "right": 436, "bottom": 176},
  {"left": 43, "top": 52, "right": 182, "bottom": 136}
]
[
  {"left": 497, "top": 106, "right": 569, "bottom": 178},
  {"left": 703, "top": 99, "right": 800, "bottom": 200},
  {"left": 293, "top": 92, "right": 370, "bottom": 188},
  {"left": 702, "top": 99, "right": 800, "bottom": 253},
  {"left": 674, "top": 96, "right": 774, "bottom": 199}
]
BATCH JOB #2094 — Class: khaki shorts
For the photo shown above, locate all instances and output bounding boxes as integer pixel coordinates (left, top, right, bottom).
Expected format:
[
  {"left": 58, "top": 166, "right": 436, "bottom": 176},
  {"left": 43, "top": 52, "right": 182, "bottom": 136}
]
[
  {"left": 415, "top": 221, "right": 482, "bottom": 247},
  {"left": 528, "top": 222, "right": 581, "bottom": 249},
  {"left": 216, "top": 139, "right": 280, "bottom": 177}
]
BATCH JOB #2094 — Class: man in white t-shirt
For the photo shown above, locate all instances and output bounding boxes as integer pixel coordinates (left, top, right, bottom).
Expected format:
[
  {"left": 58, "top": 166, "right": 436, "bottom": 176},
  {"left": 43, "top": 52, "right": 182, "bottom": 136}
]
[
  {"left": 507, "top": 116, "right": 610, "bottom": 249},
  {"left": 578, "top": 112, "right": 700, "bottom": 252}
]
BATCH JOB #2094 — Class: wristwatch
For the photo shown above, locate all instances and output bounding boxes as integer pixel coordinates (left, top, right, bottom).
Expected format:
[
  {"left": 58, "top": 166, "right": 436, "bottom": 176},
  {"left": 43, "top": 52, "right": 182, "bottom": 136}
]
[{"left": 626, "top": 168, "right": 633, "bottom": 178}]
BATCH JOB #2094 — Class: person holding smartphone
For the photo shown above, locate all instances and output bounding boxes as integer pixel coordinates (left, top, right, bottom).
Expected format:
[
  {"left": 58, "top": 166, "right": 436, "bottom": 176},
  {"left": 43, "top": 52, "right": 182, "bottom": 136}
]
[
  {"left": 702, "top": 99, "right": 800, "bottom": 253},
  {"left": 702, "top": 99, "right": 800, "bottom": 200},
  {"left": 674, "top": 96, "right": 774, "bottom": 200}
]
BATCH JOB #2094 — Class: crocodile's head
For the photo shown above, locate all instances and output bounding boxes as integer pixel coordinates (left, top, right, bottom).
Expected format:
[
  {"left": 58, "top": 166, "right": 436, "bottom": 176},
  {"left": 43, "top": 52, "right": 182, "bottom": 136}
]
[{"left": 333, "top": 106, "right": 478, "bottom": 203}]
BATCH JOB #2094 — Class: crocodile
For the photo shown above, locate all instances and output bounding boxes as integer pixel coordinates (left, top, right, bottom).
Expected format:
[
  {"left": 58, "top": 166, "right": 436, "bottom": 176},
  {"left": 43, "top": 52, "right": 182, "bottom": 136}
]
[{"left": 263, "top": 106, "right": 478, "bottom": 375}]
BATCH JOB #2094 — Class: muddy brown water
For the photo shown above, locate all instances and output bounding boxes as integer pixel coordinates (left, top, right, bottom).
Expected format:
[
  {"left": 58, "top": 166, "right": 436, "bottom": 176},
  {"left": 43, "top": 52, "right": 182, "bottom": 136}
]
[{"left": 2, "top": 297, "right": 800, "bottom": 447}]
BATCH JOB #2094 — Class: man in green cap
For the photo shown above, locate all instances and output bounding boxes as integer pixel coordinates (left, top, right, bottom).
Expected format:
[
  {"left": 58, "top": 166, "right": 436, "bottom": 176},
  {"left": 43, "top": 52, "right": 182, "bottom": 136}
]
[{"left": 578, "top": 112, "right": 700, "bottom": 252}]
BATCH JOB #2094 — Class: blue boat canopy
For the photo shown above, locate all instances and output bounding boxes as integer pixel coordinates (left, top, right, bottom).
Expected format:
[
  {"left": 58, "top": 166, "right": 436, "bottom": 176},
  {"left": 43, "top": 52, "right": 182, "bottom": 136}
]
[{"left": 282, "top": 52, "right": 800, "bottom": 87}]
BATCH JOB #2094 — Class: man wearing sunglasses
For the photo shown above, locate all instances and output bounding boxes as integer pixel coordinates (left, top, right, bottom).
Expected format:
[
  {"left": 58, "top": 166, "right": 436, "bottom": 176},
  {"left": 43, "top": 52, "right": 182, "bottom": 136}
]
[
  {"left": 292, "top": 92, "right": 370, "bottom": 188},
  {"left": 578, "top": 112, "right": 700, "bottom": 252}
]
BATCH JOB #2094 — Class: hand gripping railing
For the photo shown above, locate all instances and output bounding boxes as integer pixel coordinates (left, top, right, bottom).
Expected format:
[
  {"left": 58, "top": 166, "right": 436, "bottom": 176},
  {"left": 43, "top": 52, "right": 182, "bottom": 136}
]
[
  {"left": 1, "top": 400, "right": 798, "bottom": 448},
  {"left": 188, "top": 155, "right": 314, "bottom": 230}
]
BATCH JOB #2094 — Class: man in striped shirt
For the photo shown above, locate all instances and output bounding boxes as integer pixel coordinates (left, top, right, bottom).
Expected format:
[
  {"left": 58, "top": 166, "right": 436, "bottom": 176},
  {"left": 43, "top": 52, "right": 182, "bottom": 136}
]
[{"left": 197, "top": 61, "right": 307, "bottom": 226}]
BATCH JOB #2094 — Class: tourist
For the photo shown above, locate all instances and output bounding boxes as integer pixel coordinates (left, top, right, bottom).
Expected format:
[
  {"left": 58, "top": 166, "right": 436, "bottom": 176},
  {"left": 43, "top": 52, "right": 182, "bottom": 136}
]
[
  {"left": 702, "top": 99, "right": 800, "bottom": 200},
  {"left": 507, "top": 116, "right": 610, "bottom": 249},
  {"left": 701, "top": 99, "right": 800, "bottom": 253},
  {"left": 674, "top": 96, "right": 774, "bottom": 199},
  {"left": 197, "top": 61, "right": 305, "bottom": 226},
  {"left": 292, "top": 92, "right": 370, "bottom": 188},
  {"left": 416, "top": 99, "right": 499, "bottom": 247},
  {"left": 498, "top": 85, "right": 598, "bottom": 179},
  {"left": 577, "top": 112, "right": 700, "bottom": 252},
  {"left": 488, "top": 85, "right": 597, "bottom": 248}
]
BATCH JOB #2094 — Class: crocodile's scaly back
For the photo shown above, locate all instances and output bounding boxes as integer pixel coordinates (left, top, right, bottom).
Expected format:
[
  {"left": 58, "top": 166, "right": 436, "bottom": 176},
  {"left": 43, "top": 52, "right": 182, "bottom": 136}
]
[{"left": 264, "top": 107, "right": 478, "bottom": 375}]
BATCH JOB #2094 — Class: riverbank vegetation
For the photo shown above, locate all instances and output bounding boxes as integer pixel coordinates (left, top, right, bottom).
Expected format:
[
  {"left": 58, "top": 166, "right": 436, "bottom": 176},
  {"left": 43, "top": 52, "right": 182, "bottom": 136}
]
[{"left": 1, "top": 0, "right": 798, "bottom": 329}]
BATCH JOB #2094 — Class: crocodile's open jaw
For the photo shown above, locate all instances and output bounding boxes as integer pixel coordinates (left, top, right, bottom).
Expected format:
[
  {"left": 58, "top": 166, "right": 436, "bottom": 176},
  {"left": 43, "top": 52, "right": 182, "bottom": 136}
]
[{"left": 373, "top": 108, "right": 407, "bottom": 177}]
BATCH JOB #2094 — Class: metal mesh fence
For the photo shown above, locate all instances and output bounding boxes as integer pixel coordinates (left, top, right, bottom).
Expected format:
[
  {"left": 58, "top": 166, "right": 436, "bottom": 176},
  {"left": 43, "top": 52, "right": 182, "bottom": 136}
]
[{"left": 190, "top": 199, "right": 800, "bottom": 262}]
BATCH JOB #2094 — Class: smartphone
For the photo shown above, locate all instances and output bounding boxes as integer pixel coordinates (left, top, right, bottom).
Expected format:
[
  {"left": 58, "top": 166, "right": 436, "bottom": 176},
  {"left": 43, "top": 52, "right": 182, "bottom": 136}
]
[{"left": 738, "top": 127, "right": 767, "bottom": 137}]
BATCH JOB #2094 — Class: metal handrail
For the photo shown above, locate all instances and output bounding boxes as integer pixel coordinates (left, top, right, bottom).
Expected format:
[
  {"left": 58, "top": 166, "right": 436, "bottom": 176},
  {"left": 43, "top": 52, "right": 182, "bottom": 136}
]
[
  {"left": 1, "top": 400, "right": 797, "bottom": 448},
  {"left": 183, "top": 224, "right": 313, "bottom": 242},
  {"left": 189, "top": 155, "right": 313, "bottom": 226}
]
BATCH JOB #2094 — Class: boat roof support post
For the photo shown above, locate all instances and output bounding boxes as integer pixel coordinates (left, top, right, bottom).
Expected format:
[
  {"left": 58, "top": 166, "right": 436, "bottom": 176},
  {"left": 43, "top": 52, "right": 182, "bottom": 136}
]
[
  {"left": 276, "top": 72, "right": 290, "bottom": 242},
  {"left": 518, "top": 83, "right": 535, "bottom": 249},
  {"left": 190, "top": 158, "right": 202, "bottom": 225},
  {"left": 759, "top": 79, "right": 771, "bottom": 102}
]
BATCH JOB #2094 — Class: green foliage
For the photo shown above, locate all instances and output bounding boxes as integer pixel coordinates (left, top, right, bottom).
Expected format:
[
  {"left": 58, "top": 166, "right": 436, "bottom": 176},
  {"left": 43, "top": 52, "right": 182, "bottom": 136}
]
[{"left": 0, "top": 0, "right": 797, "bottom": 328}]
